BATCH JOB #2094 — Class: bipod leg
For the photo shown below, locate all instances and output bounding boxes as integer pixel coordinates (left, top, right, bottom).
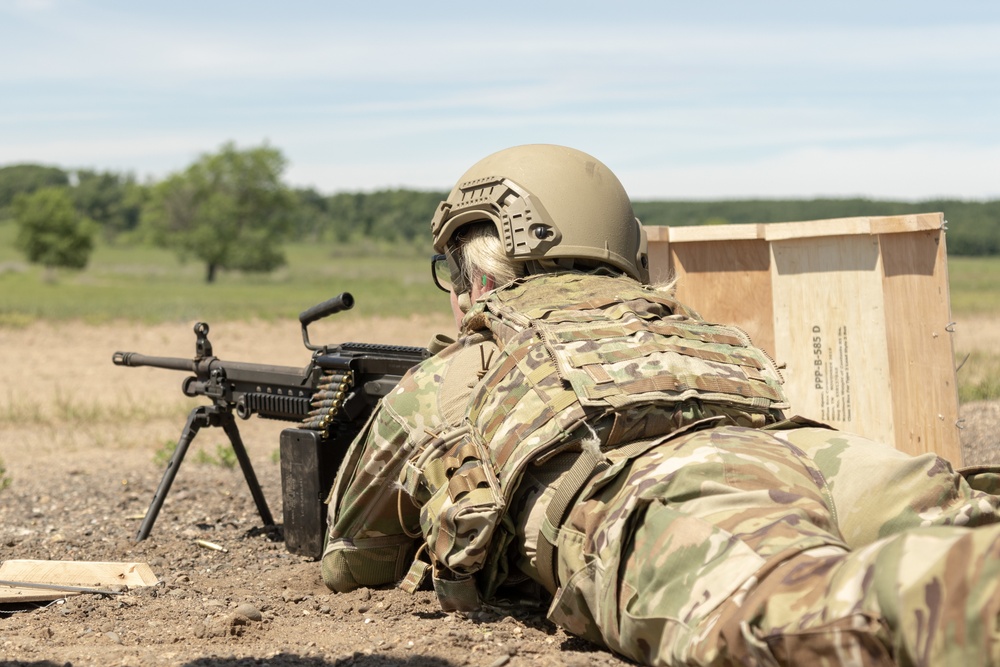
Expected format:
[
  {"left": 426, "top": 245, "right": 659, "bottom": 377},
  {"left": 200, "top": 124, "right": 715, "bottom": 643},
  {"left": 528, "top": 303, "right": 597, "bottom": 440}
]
[
  {"left": 220, "top": 412, "right": 275, "bottom": 528},
  {"left": 135, "top": 405, "right": 211, "bottom": 542}
]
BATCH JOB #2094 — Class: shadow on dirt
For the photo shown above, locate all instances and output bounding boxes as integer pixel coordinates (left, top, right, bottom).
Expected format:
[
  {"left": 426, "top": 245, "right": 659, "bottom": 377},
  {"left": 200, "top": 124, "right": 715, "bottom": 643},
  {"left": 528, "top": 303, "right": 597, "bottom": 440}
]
[
  {"left": 183, "top": 655, "right": 456, "bottom": 666},
  {"left": 1, "top": 656, "right": 457, "bottom": 667}
]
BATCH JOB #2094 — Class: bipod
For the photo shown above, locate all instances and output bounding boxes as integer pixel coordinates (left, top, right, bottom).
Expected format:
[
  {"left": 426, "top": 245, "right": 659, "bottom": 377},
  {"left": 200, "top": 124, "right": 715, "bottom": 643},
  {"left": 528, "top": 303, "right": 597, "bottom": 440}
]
[{"left": 134, "top": 404, "right": 275, "bottom": 542}]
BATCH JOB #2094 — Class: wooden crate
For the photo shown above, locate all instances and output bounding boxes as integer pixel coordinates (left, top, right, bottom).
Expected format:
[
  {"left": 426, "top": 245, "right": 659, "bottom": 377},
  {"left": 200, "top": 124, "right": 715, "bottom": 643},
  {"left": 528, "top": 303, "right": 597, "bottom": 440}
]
[{"left": 646, "top": 213, "right": 961, "bottom": 462}]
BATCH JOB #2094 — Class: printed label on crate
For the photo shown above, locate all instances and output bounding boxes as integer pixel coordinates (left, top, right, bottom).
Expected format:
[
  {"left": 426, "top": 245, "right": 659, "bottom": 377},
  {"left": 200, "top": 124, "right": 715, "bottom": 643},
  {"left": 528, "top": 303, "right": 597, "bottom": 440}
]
[{"left": 811, "top": 324, "right": 852, "bottom": 423}]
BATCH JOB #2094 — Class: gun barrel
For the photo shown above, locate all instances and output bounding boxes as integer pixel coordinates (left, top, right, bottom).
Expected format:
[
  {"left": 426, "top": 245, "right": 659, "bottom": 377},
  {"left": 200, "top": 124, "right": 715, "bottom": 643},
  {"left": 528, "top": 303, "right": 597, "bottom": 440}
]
[{"left": 112, "top": 351, "right": 196, "bottom": 373}]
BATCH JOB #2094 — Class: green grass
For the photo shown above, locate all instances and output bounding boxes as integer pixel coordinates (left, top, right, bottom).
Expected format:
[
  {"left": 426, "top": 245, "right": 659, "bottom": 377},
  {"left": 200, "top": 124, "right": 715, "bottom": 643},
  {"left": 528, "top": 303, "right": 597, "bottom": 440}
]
[
  {"left": 947, "top": 257, "right": 1000, "bottom": 316},
  {"left": 0, "top": 221, "right": 446, "bottom": 324},
  {"left": 4, "top": 221, "right": 1000, "bottom": 401},
  {"left": 957, "top": 350, "right": 1000, "bottom": 402},
  {"left": 152, "top": 440, "right": 238, "bottom": 469},
  {"left": 4, "top": 219, "right": 999, "bottom": 324},
  {"left": 934, "top": 257, "right": 1000, "bottom": 400},
  {"left": 0, "top": 457, "right": 10, "bottom": 492}
]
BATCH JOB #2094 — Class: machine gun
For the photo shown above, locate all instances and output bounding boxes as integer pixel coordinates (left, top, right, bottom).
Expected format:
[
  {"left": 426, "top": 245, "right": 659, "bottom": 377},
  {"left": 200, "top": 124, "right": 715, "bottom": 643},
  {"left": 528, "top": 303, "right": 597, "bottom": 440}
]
[{"left": 113, "top": 293, "right": 431, "bottom": 559}]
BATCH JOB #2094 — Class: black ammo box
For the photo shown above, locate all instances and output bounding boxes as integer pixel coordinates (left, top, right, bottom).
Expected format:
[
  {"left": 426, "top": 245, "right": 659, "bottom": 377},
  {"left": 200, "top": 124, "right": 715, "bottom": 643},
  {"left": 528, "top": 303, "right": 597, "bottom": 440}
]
[{"left": 279, "top": 428, "right": 345, "bottom": 560}]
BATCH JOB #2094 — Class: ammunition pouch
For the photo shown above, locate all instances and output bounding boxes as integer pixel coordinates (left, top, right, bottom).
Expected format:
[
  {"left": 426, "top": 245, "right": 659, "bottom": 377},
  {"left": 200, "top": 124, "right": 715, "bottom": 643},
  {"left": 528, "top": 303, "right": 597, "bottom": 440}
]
[{"left": 403, "top": 426, "right": 504, "bottom": 611}]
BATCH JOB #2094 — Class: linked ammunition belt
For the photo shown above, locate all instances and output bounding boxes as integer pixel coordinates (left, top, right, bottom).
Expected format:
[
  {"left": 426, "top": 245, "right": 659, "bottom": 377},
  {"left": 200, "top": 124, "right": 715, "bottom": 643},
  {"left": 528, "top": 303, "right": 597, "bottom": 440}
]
[{"left": 300, "top": 369, "right": 354, "bottom": 438}]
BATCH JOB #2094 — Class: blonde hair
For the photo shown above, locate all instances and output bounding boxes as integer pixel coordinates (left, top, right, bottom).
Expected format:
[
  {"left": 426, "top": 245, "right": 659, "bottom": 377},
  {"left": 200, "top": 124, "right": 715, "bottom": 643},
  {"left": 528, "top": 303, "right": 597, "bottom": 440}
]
[
  {"left": 455, "top": 222, "right": 525, "bottom": 289},
  {"left": 456, "top": 220, "right": 677, "bottom": 295}
]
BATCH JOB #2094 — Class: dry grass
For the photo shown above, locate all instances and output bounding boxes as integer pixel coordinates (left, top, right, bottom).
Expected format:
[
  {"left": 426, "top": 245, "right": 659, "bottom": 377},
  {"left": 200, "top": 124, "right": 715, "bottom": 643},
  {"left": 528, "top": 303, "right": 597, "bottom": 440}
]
[
  {"left": 0, "top": 314, "right": 454, "bottom": 462},
  {"left": 2, "top": 310, "right": 997, "bottom": 469},
  {"left": 951, "top": 314, "right": 1000, "bottom": 402}
]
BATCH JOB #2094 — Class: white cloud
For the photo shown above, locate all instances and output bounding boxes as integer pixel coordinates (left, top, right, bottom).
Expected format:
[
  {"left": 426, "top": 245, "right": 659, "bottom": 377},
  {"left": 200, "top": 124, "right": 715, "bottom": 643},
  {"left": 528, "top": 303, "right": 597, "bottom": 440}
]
[
  {"left": 1, "top": 2, "right": 998, "bottom": 200},
  {"left": 620, "top": 144, "right": 1000, "bottom": 201},
  {"left": 0, "top": 132, "right": 222, "bottom": 176},
  {"left": 1, "top": 0, "right": 57, "bottom": 10},
  {"left": 3, "top": 11, "right": 1000, "bottom": 85}
]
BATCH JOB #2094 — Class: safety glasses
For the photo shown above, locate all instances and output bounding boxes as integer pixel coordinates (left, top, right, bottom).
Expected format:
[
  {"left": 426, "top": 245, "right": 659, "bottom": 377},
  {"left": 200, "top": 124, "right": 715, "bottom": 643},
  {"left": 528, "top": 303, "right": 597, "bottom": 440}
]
[
  {"left": 431, "top": 254, "right": 451, "bottom": 293},
  {"left": 430, "top": 250, "right": 470, "bottom": 294}
]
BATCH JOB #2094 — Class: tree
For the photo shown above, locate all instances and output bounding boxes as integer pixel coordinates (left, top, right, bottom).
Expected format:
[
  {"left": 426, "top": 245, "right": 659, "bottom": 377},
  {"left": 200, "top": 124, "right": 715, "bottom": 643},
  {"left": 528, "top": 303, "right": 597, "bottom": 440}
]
[
  {"left": 0, "top": 164, "right": 69, "bottom": 214},
  {"left": 323, "top": 189, "right": 444, "bottom": 244},
  {"left": 292, "top": 187, "right": 337, "bottom": 242},
  {"left": 142, "top": 142, "right": 294, "bottom": 282},
  {"left": 13, "top": 186, "right": 95, "bottom": 278},
  {"left": 72, "top": 169, "right": 146, "bottom": 240}
]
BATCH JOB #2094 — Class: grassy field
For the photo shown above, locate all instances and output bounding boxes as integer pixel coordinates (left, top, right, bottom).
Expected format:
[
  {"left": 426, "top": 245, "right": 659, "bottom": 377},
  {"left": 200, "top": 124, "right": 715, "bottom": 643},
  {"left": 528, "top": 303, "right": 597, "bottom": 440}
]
[
  {"left": 3, "top": 221, "right": 1000, "bottom": 400},
  {"left": 948, "top": 256, "right": 1000, "bottom": 316},
  {"left": 0, "top": 221, "right": 445, "bottom": 325},
  {"left": 927, "top": 257, "right": 1000, "bottom": 402}
]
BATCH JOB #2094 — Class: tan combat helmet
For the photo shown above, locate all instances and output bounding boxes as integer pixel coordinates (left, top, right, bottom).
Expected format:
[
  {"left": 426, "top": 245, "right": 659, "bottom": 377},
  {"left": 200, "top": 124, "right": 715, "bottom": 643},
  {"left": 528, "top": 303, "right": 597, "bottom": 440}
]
[{"left": 430, "top": 144, "right": 650, "bottom": 284}]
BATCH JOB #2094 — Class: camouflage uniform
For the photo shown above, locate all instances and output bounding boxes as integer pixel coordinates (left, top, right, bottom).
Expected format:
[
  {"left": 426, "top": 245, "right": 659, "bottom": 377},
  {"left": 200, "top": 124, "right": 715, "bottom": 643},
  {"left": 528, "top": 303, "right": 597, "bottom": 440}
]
[{"left": 323, "top": 272, "right": 1000, "bottom": 666}]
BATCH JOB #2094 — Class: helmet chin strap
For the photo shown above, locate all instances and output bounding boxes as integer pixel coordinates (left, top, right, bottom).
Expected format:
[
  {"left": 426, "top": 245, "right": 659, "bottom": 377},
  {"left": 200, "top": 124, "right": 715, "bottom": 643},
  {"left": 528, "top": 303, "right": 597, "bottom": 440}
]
[{"left": 457, "top": 292, "right": 472, "bottom": 313}]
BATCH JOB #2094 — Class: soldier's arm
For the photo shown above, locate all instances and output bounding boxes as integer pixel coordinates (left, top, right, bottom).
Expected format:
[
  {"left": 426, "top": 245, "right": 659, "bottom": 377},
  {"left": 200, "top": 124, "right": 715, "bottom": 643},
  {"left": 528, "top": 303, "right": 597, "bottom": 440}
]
[
  {"left": 321, "top": 348, "right": 463, "bottom": 592},
  {"left": 321, "top": 395, "right": 424, "bottom": 592}
]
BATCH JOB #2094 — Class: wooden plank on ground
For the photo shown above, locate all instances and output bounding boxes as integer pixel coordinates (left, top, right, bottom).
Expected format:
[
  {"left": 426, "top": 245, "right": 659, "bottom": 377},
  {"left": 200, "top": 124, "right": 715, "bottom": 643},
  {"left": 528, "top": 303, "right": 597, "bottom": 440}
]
[{"left": 0, "top": 560, "right": 158, "bottom": 603}]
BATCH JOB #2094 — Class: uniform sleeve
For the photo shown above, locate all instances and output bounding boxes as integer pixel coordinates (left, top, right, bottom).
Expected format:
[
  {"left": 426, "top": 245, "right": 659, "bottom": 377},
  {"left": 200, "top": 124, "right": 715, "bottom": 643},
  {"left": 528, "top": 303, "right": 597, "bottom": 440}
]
[{"left": 321, "top": 353, "right": 454, "bottom": 593}]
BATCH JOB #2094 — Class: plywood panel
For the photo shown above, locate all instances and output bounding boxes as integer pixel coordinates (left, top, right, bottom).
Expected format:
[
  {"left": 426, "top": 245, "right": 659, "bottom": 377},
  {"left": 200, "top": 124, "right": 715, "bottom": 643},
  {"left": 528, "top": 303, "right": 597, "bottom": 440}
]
[
  {"left": 668, "top": 223, "right": 764, "bottom": 242},
  {"left": 646, "top": 228, "right": 674, "bottom": 286},
  {"left": 644, "top": 213, "right": 957, "bottom": 460},
  {"left": 879, "top": 226, "right": 961, "bottom": 461},
  {"left": 671, "top": 239, "right": 776, "bottom": 356},
  {"left": 770, "top": 235, "right": 895, "bottom": 444}
]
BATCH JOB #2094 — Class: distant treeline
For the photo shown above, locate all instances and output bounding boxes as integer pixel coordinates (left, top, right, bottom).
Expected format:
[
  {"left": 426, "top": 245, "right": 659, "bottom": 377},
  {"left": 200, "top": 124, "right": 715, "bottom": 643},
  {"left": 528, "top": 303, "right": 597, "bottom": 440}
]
[
  {"left": 633, "top": 200, "right": 997, "bottom": 256},
  {"left": 1, "top": 163, "right": 996, "bottom": 256}
]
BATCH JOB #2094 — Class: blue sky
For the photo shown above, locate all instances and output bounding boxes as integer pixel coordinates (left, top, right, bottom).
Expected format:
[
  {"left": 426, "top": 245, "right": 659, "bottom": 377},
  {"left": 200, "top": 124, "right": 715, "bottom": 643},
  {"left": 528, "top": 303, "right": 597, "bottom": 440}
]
[{"left": 2, "top": 0, "right": 999, "bottom": 200}]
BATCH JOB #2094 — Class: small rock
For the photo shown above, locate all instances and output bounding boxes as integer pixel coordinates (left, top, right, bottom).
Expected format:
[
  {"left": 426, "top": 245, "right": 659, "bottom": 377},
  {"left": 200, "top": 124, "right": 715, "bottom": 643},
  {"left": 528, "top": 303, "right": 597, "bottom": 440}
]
[
  {"left": 281, "top": 590, "right": 305, "bottom": 603},
  {"left": 105, "top": 631, "right": 122, "bottom": 645},
  {"left": 234, "top": 603, "right": 262, "bottom": 622}
]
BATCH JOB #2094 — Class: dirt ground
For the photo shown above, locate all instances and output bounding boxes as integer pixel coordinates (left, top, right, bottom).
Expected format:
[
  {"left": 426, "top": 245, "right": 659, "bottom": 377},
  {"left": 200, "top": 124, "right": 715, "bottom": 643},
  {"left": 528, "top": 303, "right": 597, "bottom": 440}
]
[{"left": 1, "top": 317, "right": 999, "bottom": 667}]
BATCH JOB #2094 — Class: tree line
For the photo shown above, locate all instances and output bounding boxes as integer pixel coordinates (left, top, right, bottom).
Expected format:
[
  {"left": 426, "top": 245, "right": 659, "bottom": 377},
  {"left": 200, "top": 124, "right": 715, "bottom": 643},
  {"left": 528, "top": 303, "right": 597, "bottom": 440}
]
[
  {"left": 2, "top": 142, "right": 997, "bottom": 281},
  {"left": 633, "top": 200, "right": 997, "bottom": 256}
]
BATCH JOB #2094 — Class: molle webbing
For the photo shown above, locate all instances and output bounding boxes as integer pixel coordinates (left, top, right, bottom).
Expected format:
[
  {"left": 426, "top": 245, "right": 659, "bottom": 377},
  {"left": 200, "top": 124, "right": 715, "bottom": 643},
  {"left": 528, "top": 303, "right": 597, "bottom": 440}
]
[
  {"left": 418, "top": 273, "right": 788, "bottom": 608},
  {"left": 415, "top": 429, "right": 503, "bottom": 590},
  {"left": 470, "top": 337, "right": 581, "bottom": 474},
  {"left": 474, "top": 276, "right": 788, "bottom": 418}
]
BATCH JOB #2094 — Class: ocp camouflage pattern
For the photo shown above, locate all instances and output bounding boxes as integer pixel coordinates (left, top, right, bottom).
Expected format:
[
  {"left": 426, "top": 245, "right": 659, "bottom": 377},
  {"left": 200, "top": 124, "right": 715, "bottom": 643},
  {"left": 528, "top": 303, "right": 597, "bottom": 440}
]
[{"left": 323, "top": 272, "right": 1000, "bottom": 666}]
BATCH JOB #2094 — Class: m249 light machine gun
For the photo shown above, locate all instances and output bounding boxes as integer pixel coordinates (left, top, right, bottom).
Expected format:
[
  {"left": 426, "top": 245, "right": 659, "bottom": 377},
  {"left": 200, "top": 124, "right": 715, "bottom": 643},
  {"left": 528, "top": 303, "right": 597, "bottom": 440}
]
[{"left": 112, "top": 293, "right": 430, "bottom": 559}]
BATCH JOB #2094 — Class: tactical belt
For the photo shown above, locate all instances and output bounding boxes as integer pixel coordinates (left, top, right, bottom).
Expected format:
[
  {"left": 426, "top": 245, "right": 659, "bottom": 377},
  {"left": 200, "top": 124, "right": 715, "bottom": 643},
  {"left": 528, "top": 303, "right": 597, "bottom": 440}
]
[{"left": 534, "top": 416, "right": 726, "bottom": 595}]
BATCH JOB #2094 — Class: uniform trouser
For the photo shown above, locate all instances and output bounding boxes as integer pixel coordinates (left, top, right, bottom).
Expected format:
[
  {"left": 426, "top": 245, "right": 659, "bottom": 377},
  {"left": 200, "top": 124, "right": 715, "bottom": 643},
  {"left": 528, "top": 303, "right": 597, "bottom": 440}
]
[{"left": 547, "top": 425, "right": 1000, "bottom": 666}]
